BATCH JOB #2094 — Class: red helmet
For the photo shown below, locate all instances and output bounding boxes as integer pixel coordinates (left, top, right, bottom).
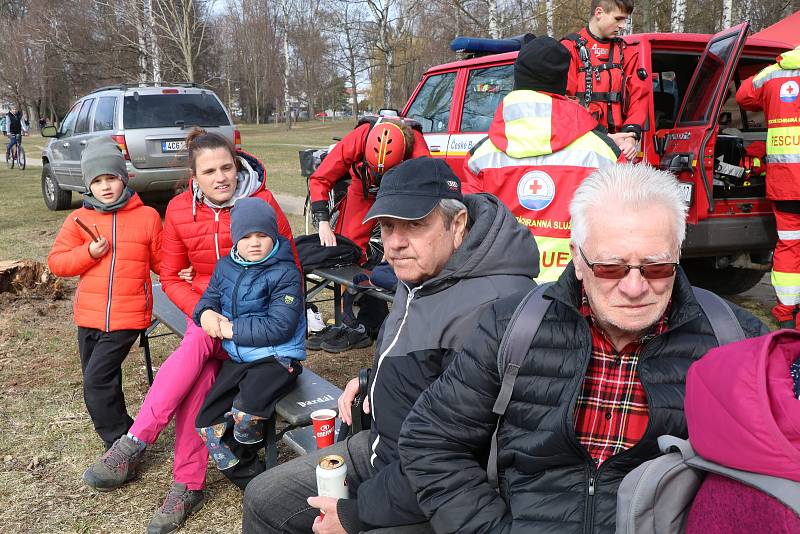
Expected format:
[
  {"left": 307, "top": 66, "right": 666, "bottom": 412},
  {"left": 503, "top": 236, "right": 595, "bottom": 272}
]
[{"left": 365, "top": 122, "right": 407, "bottom": 175}]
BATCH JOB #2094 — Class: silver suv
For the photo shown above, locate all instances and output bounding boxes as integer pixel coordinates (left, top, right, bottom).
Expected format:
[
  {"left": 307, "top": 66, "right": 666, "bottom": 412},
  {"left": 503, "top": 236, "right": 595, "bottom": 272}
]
[{"left": 41, "top": 83, "right": 238, "bottom": 210}]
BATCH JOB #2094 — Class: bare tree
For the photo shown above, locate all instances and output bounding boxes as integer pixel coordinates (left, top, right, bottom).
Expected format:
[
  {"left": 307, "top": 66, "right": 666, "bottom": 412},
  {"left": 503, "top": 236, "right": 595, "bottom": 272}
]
[
  {"left": 328, "top": 0, "right": 370, "bottom": 120},
  {"left": 151, "top": 0, "right": 213, "bottom": 83}
]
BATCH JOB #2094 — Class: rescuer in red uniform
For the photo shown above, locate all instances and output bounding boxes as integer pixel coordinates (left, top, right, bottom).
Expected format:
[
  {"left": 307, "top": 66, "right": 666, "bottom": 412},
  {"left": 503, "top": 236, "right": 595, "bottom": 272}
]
[
  {"left": 308, "top": 118, "right": 430, "bottom": 351},
  {"left": 309, "top": 119, "right": 430, "bottom": 256},
  {"left": 737, "top": 46, "right": 800, "bottom": 328},
  {"left": 562, "top": 0, "right": 649, "bottom": 160}
]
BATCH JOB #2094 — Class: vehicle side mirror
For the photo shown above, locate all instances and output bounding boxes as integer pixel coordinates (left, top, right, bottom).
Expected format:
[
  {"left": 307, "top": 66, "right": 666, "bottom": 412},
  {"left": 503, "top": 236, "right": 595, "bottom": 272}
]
[
  {"left": 719, "top": 111, "right": 732, "bottom": 126},
  {"left": 41, "top": 125, "right": 58, "bottom": 138}
]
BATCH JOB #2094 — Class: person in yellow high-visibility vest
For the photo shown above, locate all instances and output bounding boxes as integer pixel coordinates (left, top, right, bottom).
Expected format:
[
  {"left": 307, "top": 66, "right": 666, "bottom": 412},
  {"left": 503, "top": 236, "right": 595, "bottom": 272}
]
[
  {"left": 463, "top": 36, "right": 624, "bottom": 282},
  {"left": 737, "top": 45, "right": 800, "bottom": 328}
]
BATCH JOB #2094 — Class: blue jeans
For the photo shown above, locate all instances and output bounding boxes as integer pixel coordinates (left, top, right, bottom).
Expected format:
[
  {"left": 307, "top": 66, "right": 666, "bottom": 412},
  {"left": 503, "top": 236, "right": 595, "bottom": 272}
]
[{"left": 6, "top": 134, "right": 20, "bottom": 158}]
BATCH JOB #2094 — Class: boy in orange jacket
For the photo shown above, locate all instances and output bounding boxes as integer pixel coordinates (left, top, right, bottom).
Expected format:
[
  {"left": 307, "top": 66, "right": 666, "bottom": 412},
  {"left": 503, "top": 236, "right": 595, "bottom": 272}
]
[{"left": 48, "top": 136, "right": 162, "bottom": 450}]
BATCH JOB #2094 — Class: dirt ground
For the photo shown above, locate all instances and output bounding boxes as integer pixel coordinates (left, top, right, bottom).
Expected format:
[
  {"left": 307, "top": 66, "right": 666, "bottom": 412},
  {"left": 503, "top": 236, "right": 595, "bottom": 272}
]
[{"left": 0, "top": 267, "right": 371, "bottom": 533}]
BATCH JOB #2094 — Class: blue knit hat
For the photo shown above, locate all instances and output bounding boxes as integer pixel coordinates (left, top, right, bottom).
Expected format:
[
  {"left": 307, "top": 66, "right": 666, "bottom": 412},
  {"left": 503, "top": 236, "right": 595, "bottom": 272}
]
[{"left": 231, "top": 198, "right": 279, "bottom": 244}]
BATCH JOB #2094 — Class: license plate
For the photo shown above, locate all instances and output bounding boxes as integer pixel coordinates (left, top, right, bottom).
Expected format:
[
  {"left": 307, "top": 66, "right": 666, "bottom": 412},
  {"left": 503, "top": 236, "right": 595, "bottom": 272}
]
[
  {"left": 161, "top": 140, "right": 186, "bottom": 152},
  {"left": 679, "top": 182, "right": 693, "bottom": 205}
]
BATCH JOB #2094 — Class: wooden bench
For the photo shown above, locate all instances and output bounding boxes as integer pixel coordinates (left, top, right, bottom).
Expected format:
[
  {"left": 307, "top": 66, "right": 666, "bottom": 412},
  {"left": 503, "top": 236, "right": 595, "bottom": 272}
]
[
  {"left": 144, "top": 283, "right": 344, "bottom": 467},
  {"left": 304, "top": 265, "right": 395, "bottom": 326}
]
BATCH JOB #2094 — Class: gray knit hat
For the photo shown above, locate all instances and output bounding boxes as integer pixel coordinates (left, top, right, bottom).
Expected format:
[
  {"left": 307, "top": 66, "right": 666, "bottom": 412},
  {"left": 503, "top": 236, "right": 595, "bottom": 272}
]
[
  {"left": 231, "top": 198, "right": 279, "bottom": 245},
  {"left": 81, "top": 136, "right": 129, "bottom": 189}
]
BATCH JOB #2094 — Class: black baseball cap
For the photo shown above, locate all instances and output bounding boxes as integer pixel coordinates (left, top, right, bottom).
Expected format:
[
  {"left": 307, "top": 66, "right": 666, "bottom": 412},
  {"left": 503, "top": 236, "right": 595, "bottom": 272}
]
[{"left": 363, "top": 157, "right": 463, "bottom": 222}]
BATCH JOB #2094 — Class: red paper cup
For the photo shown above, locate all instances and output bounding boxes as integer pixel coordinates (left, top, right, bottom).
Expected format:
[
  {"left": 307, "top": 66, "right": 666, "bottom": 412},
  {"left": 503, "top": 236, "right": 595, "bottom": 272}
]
[{"left": 311, "top": 409, "right": 337, "bottom": 449}]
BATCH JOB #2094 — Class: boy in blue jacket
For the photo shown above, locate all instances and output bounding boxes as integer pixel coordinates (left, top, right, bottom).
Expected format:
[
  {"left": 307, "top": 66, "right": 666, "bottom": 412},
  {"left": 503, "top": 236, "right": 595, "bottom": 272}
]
[{"left": 193, "top": 197, "right": 306, "bottom": 487}]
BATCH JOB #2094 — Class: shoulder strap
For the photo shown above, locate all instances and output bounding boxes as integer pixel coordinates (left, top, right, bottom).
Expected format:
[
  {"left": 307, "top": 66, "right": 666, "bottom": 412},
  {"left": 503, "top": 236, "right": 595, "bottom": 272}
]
[
  {"left": 661, "top": 436, "right": 800, "bottom": 514},
  {"left": 686, "top": 455, "right": 800, "bottom": 515},
  {"left": 488, "top": 283, "right": 552, "bottom": 489},
  {"left": 691, "top": 287, "right": 745, "bottom": 346}
]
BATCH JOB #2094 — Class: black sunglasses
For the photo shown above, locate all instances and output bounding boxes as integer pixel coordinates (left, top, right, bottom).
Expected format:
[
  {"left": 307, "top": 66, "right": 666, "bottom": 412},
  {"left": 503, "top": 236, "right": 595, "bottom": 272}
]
[{"left": 578, "top": 247, "right": 677, "bottom": 280}]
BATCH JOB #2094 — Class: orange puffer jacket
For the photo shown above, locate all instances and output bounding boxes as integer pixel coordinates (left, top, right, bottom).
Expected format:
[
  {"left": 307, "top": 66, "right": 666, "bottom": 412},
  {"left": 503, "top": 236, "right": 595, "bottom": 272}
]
[{"left": 48, "top": 193, "right": 162, "bottom": 331}]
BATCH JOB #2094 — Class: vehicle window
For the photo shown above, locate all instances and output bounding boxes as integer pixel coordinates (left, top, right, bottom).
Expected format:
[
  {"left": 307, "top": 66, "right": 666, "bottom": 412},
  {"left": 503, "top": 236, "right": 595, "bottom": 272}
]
[
  {"left": 678, "top": 33, "right": 738, "bottom": 125},
  {"left": 59, "top": 103, "right": 81, "bottom": 138},
  {"left": 92, "top": 96, "right": 116, "bottom": 131},
  {"left": 405, "top": 72, "right": 456, "bottom": 133},
  {"left": 461, "top": 65, "right": 513, "bottom": 132},
  {"left": 122, "top": 93, "right": 230, "bottom": 129},
  {"left": 74, "top": 98, "right": 95, "bottom": 135},
  {"left": 652, "top": 71, "right": 679, "bottom": 129}
]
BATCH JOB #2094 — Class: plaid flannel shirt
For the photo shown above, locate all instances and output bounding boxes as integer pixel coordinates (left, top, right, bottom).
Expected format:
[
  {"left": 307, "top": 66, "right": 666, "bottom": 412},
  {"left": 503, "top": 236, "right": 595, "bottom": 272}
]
[{"left": 573, "top": 292, "right": 670, "bottom": 465}]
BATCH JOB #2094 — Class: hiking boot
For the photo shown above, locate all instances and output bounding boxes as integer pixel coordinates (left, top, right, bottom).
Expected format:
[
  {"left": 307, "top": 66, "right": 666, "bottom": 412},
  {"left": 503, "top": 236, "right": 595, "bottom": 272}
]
[
  {"left": 307, "top": 325, "right": 344, "bottom": 350},
  {"left": 321, "top": 323, "right": 372, "bottom": 353},
  {"left": 147, "top": 483, "right": 205, "bottom": 534},
  {"left": 83, "top": 435, "right": 146, "bottom": 491}
]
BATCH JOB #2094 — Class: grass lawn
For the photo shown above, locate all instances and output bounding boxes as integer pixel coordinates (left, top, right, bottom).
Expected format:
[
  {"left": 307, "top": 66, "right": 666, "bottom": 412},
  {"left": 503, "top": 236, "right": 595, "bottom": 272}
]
[{"left": 238, "top": 120, "right": 355, "bottom": 198}]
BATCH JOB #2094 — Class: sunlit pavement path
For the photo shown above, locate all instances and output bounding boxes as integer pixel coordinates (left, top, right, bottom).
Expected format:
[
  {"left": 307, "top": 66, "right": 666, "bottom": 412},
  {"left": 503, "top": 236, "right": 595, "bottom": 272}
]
[{"left": 274, "top": 193, "right": 306, "bottom": 216}]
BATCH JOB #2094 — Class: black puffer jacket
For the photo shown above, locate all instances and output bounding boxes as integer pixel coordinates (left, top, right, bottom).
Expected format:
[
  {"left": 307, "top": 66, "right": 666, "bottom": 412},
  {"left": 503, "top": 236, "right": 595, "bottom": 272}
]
[
  {"left": 337, "top": 193, "right": 540, "bottom": 532},
  {"left": 399, "top": 264, "right": 768, "bottom": 534}
]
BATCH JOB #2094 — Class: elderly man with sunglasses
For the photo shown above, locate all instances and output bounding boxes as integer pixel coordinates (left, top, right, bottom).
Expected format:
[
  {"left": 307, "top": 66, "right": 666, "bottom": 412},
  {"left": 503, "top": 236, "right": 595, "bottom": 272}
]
[{"left": 398, "top": 163, "right": 768, "bottom": 534}]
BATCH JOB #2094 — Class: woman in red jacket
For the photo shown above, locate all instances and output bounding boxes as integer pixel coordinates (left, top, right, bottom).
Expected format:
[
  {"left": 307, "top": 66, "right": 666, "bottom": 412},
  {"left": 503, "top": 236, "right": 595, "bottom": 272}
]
[{"left": 82, "top": 128, "right": 299, "bottom": 534}]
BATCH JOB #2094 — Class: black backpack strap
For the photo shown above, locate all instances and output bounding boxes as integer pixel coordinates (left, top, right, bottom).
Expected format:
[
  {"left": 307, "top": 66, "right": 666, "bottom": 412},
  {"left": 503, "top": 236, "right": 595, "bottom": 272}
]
[
  {"left": 488, "top": 283, "right": 552, "bottom": 489},
  {"left": 691, "top": 287, "right": 745, "bottom": 346}
]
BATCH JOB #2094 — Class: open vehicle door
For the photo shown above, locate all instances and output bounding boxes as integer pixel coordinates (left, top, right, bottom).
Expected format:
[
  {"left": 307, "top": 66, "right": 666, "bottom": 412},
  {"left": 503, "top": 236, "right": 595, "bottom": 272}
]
[{"left": 659, "top": 21, "right": 750, "bottom": 224}]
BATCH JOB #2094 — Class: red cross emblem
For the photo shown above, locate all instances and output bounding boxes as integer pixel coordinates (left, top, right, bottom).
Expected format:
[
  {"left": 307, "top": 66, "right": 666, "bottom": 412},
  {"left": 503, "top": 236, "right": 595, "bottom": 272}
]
[
  {"left": 788, "top": 85, "right": 796, "bottom": 95},
  {"left": 528, "top": 180, "right": 544, "bottom": 195}
]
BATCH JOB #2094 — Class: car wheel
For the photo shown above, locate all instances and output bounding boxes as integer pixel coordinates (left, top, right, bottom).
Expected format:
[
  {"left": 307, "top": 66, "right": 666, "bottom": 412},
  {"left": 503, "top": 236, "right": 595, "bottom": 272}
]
[
  {"left": 681, "top": 258, "right": 765, "bottom": 295},
  {"left": 41, "top": 163, "right": 71, "bottom": 210}
]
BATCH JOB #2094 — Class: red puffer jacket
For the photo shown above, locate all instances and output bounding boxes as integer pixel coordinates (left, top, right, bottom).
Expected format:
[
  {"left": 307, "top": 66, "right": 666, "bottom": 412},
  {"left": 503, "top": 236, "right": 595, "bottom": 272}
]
[
  {"left": 48, "top": 193, "right": 162, "bottom": 331},
  {"left": 161, "top": 152, "right": 300, "bottom": 317}
]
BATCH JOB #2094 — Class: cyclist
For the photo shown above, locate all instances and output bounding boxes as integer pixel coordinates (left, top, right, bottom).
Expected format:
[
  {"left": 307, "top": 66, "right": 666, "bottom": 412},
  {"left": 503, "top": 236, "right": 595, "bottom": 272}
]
[{"left": 5, "top": 105, "right": 29, "bottom": 161}]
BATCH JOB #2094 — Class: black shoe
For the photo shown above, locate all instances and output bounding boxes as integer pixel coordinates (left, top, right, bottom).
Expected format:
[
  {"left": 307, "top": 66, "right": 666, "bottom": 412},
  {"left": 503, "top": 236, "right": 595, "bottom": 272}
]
[
  {"left": 321, "top": 324, "right": 372, "bottom": 353},
  {"left": 307, "top": 325, "right": 344, "bottom": 351}
]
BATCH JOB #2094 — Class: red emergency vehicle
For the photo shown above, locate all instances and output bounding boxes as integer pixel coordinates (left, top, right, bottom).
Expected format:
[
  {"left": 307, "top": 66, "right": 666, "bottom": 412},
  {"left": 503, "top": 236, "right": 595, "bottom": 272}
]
[{"left": 401, "top": 22, "right": 792, "bottom": 295}]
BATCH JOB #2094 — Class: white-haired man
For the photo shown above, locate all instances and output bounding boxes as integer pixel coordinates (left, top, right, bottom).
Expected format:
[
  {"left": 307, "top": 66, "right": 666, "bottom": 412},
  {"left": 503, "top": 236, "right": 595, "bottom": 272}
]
[{"left": 399, "top": 163, "right": 768, "bottom": 533}]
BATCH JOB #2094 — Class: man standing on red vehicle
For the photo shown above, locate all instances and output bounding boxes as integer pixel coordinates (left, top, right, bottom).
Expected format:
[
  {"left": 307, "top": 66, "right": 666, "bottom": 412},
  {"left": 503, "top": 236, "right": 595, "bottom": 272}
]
[
  {"left": 737, "top": 45, "right": 800, "bottom": 328},
  {"left": 562, "top": 0, "right": 649, "bottom": 160},
  {"left": 464, "top": 36, "right": 623, "bottom": 282},
  {"left": 308, "top": 117, "right": 430, "bottom": 350}
]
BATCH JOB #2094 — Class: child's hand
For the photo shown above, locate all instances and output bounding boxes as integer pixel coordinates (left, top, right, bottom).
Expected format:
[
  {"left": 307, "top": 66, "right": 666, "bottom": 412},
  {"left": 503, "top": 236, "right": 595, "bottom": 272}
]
[
  {"left": 219, "top": 319, "right": 233, "bottom": 339},
  {"left": 200, "top": 309, "right": 226, "bottom": 338},
  {"left": 88, "top": 236, "right": 109, "bottom": 259},
  {"left": 178, "top": 266, "right": 194, "bottom": 283}
]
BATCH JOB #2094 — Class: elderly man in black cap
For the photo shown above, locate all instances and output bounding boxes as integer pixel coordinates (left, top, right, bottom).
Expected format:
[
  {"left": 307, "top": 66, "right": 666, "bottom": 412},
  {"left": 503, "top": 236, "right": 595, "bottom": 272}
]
[
  {"left": 463, "top": 36, "right": 626, "bottom": 282},
  {"left": 242, "top": 156, "right": 540, "bottom": 534}
]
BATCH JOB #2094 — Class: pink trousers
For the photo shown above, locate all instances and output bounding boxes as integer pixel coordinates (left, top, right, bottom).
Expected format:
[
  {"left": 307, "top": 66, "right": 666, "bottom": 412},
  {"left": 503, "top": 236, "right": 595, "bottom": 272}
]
[{"left": 130, "top": 318, "right": 226, "bottom": 490}]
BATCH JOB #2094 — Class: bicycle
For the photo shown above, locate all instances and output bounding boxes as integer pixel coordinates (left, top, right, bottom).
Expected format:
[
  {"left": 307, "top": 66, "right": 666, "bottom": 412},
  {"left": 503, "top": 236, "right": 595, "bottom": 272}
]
[{"left": 6, "top": 133, "right": 26, "bottom": 170}]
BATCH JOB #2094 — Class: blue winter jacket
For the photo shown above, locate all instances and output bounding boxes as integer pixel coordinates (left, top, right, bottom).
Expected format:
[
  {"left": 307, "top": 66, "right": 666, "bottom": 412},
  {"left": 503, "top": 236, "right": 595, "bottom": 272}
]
[{"left": 193, "top": 236, "right": 306, "bottom": 363}]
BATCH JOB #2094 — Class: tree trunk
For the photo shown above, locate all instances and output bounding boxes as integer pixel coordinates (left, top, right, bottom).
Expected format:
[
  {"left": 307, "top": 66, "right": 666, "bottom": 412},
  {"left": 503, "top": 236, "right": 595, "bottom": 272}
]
[
  {"left": 546, "top": 0, "right": 554, "bottom": 37},
  {"left": 671, "top": 0, "right": 686, "bottom": 32},
  {"left": 145, "top": 0, "right": 161, "bottom": 83},
  {"left": 721, "top": 0, "right": 732, "bottom": 29},
  {"left": 135, "top": 7, "right": 148, "bottom": 83},
  {"left": 488, "top": 0, "right": 500, "bottom": 38},
  {"left": 284, "top": 20, "right": 291, "bottom": 130}
]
